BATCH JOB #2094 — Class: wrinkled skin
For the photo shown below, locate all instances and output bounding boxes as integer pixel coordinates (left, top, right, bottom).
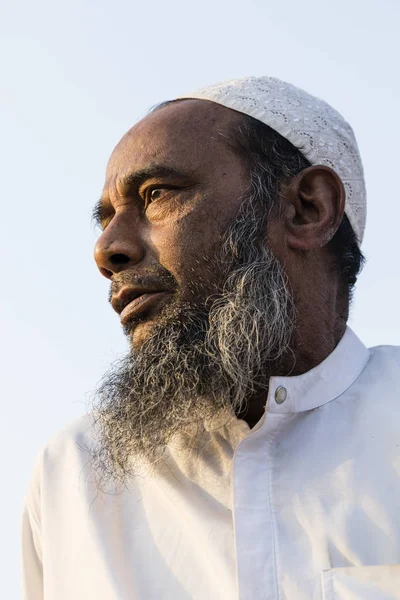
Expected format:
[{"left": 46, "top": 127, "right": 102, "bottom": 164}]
[
  {"left": 94, "top": 99, "right": 346, "bottom": 429},
  {"left": 94, "top": 100, "right": 249, "bottom": 347}
]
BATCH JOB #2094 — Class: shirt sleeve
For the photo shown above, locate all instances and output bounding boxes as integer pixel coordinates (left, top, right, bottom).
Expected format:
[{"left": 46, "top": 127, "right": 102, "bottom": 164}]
[{"left": 21, "top": 451, "right": 44, "bottom": 600}]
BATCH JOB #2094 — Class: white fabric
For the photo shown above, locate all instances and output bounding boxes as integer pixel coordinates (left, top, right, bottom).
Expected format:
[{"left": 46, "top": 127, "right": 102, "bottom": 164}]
[
  {"left": 178, "top": 76, "right": 366, "bottom": 244},
  {"left": 21, "top": 328, "right": 400, "bottom": 599}
]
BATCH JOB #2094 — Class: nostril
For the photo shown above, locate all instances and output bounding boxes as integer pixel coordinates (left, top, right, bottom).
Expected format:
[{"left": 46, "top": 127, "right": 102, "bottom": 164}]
[{"left": 109, "top": 253, "right": 130, "bottom": 266}]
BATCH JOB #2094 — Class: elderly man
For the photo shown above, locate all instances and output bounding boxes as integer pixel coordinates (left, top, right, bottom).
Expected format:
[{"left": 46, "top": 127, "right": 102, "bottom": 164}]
[{"left": 22, "top": 77, "right": 400, "bottom": 599}]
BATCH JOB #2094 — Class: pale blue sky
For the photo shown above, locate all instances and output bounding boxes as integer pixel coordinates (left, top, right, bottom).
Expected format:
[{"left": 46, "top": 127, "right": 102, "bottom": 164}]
[{"left": 1, "top": 0, "right": 399, "bottom": 596}]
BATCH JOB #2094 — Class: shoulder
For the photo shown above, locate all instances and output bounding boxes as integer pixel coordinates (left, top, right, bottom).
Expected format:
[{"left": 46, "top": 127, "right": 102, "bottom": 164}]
[
  {"left": 352, "top": 343, "right": 400, "bottom": 428},
  {"left": 41, "top": 413, "right": 98, "bottom": 458},
  {"left": 369, "top": 343, "right": 400, "bottom": 357},
  {"left": 367, "top": 343, "right": 400, "bottom": 376},
  {"left": 24, "top": 414, "right": 99, "bottom": 505}
]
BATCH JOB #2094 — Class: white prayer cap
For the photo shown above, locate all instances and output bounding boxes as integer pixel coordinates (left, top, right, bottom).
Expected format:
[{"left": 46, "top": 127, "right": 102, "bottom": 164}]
[{"left": 178, "top": 76, "right": 366, "bottom": 245}]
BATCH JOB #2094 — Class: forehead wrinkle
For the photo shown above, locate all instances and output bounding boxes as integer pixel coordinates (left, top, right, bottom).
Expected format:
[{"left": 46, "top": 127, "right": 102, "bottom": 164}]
[
  {"left": 103, "top": 101, "right": 249, "bottom": 211},
  {"left": 119, "top": 165, "right": 197, "bottom": 191},
  {"left": 118, "top": 100, "right": 244, "bottom": 162}
]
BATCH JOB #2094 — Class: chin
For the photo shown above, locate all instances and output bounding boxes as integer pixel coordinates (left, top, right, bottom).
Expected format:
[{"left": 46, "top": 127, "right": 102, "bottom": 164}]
[{"left": 128, "top": 320, "right": 157, "bottom": 350}]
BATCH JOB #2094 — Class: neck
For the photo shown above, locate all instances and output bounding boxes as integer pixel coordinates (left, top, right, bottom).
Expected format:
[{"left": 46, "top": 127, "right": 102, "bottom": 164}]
[{"left": 236, "top": 311, "right": 347, "bottom": 429}]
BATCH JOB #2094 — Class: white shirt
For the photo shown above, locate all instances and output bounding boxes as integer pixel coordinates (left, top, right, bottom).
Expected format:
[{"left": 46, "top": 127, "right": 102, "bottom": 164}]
[{"left": 21, "top": 328, "right": 400, "bottom": 599}]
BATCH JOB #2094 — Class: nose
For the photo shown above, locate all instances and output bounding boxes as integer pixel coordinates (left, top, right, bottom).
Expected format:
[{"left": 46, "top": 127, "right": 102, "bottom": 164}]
[{"left": 94, "top": 217, "right": 145, "bottom": 280}]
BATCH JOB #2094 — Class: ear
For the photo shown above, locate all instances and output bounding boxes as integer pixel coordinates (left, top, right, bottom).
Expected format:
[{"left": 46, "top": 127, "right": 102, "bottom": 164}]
[{"left": 282, "top": 166, "right": 345, "bottom": 250}]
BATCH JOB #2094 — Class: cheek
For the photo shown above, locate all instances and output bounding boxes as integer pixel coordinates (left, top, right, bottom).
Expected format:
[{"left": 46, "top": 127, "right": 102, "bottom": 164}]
[{"left": 147, "top": 209, "right": 223, "bottom": 286}]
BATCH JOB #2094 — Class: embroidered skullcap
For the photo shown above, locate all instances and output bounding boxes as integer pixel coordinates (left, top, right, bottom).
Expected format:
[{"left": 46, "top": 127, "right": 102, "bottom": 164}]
[{"left": 178, "top": 76, "right": 366, "bottom": 245}]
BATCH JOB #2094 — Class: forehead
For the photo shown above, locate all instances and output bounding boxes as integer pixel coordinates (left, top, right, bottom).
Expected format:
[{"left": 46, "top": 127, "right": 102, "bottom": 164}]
[{"left": 105, "top": 100, "right": 244, "bottom": 184}]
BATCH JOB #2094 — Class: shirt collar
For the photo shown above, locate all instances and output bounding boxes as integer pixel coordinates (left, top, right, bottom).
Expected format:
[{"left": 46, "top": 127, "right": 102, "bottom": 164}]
[
  {"left": 266, "top": 327, "right": 370, "bottom": 414},
  {"left": 203, "top": 327, "right": 370, "bottom": 432}
]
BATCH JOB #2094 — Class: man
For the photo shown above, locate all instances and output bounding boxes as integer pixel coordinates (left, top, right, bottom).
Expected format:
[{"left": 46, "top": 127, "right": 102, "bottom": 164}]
[{"left": 22, "top": 77, "right": 400, "bottom": 599}]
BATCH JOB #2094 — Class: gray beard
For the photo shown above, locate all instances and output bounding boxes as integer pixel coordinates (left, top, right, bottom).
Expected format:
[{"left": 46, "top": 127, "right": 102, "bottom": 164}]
[{"left": 88, "top": 192, "right": 295, "bottom": 486}]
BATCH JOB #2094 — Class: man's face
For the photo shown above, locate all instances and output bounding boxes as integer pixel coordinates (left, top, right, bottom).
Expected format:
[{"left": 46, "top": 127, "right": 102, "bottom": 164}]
[
  {"left": 94, "top": 100, "right": 249, "bottom": 347},
  {"left": 91, "top": 100, "right": 295, "bottom": 485}
]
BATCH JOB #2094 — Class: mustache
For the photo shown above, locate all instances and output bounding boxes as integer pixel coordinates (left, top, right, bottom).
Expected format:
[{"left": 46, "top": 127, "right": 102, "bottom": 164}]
[{"left": 107, "top": 267, "right": 178, "bottom": 304}]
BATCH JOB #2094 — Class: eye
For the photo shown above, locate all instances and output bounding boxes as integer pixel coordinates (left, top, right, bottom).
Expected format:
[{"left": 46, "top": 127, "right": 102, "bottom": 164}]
[
  {"left": 149, "top": 188, "right": 164, "bottom": 202},
  {"left": 144, "top": 186, "right": 173, "bottom": 209}
]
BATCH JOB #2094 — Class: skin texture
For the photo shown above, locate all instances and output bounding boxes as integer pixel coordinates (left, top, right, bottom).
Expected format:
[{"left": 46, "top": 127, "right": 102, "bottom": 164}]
[
  {"left": 94, "top": 99, "right": 346, "bottom": 428},
  {"left": 95, "top": 100, "right": 249, "bottom": 347}
]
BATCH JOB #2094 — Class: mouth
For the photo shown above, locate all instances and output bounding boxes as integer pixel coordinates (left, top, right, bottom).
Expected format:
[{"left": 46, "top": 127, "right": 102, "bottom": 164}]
[{"left": 119, "top": 291, "right": 169, "bottom": 326}]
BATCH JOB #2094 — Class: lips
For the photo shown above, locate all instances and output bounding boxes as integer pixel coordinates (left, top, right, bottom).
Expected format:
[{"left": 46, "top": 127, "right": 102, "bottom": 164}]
[{"left": 111, "top": 287, "right": 169, "bottom": 326}]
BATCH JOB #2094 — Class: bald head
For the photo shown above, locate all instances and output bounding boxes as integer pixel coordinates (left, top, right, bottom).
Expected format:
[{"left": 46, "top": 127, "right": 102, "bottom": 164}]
[{"left": 108, "top": 98, "right": 245, "bottom": 177}]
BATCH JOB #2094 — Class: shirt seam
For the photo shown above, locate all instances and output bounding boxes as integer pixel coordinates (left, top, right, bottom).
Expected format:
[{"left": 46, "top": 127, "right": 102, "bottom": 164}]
[
  {"left": 267, "top": 426, "right": 281, "bottom": 600},
  {"left": 231, "top": 448, "right": 241, "bottom": 600}
]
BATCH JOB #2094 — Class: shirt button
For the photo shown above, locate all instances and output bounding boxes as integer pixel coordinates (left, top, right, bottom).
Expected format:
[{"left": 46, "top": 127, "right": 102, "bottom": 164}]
[{"left": 275, "top": 386, "right": 287, "bottom": 404}]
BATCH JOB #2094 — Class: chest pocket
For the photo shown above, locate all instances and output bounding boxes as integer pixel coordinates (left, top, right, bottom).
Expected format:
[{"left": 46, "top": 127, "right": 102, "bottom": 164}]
[{"left": 322, "top": 566, "right": 400, "bottom": 599}]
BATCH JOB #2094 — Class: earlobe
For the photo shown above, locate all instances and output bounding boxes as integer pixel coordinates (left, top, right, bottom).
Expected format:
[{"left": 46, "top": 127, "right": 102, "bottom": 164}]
[{"left": 284, "top": 166, "right": 345, "bottom": 251}]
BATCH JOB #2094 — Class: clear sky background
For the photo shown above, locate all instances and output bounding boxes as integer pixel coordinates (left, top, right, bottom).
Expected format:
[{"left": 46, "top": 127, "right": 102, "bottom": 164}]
[{"left": 1, "top": 0, "right": 399, "bottom": 596}]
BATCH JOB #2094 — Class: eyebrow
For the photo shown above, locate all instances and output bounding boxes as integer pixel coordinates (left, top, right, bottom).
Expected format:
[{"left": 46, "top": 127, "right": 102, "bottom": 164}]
[{"left": 91, "top": 165, "right": 193, "bottom": 227}]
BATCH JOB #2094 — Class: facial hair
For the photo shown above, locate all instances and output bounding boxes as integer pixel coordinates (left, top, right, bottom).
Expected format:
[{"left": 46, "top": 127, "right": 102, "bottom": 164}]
[{"left": 88, "top": 191, "right": 295, "bottom": 486}]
